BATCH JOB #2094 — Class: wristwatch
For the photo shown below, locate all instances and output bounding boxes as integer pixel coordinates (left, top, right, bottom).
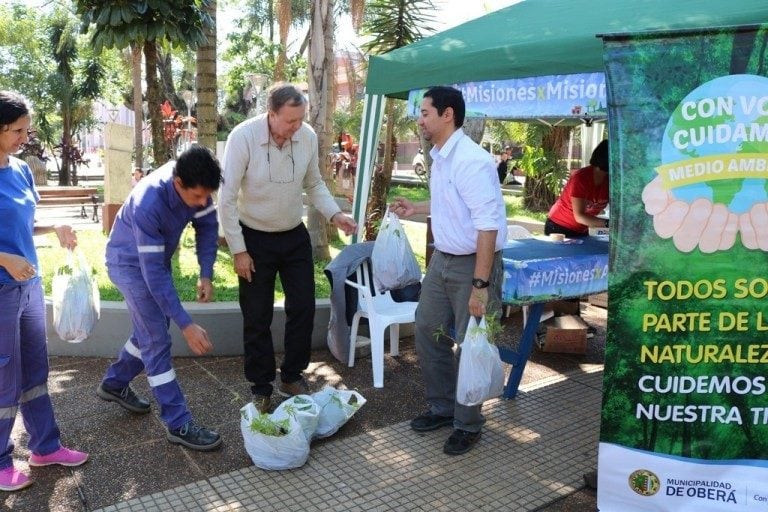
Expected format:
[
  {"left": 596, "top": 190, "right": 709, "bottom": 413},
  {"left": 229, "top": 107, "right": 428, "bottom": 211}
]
[{"left": 472, "top": 278, "right": 490, "bottom": 289}]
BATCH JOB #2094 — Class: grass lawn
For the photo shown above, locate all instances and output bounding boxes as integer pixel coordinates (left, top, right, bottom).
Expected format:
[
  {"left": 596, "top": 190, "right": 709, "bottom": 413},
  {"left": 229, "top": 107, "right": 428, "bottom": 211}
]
[{"left": 37, "top": 188, "right": 543, "bottom": 302}]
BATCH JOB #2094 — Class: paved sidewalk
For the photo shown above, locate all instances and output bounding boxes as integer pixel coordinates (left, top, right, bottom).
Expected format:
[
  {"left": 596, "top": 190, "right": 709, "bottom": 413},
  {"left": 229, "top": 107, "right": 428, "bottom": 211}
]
[
  {"left": 96, "top": 369, "right": 603, "bottom": 512},
  {"left": 1, "top": 303, "right": 606, "bottom": 512}
]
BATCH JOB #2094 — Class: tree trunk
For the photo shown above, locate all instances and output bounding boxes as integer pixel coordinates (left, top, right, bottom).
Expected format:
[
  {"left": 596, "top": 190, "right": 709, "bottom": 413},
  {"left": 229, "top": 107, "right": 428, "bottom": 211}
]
[
  {"left": 131, "top": 43, "right": 144, "bottom": 169},
  {"left": 59, "top": 108, "right": 72, "bottom": 186},
  {"left": 156, "top": 49, "right": 177, "bottom": 105},
  {"left": 306, "top": 0, "right": 335, "bottom": 261},
  {"left": 364, "top": 98, "right": 396, "bottom": 241},
  {"left": 196, "top": 0, "right": 218, "bottom": 153},
  {"left": 463, "top": 118, "right": 485, "bottom": 145},
  {"left": 25, "top": 156, "right": 47, "bottom": 186},
  {"left": 274, "top": 0, "right": 292, "bottom": 82},
  {"left": 145, "top": 41, "right": 170, "bottom": 167}
]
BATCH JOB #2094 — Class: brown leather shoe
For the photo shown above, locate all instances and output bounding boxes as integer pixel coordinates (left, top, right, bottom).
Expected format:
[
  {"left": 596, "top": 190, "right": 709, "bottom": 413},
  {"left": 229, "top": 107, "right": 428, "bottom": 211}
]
[
  {"left": 252, "top": 394, "right": 271, "bottom": 414},
  {"left": 277, "top": 378, "right": 309, "bottom": 398}
]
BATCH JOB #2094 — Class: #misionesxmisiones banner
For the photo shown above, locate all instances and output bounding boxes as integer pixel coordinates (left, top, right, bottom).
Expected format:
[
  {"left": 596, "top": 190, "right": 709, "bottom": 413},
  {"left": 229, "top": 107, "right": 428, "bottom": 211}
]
[{"left": 598, "top": 26, "right": 768, "bottom": 511}]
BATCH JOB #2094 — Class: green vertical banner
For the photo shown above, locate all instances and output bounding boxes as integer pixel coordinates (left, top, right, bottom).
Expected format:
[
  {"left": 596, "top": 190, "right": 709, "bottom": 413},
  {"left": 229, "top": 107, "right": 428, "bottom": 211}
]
[{"left": 598, "top": 27, "right": 768, "bottom": 510}]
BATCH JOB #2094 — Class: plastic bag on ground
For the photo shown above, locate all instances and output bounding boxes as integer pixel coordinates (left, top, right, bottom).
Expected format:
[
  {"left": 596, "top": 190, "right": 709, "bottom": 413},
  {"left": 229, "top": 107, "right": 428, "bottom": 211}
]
[
  {"left": 311, "top": 386, "right": 367, "bottom": 439},
  {"left": 456, "top": 317, "right": 505, "bottom": 406},
  {"left": 371, "top": 211, "right": 421, "bottom": 292},
  {"left": 52, "top": 249, "right": 100, "bottom": 343},
  {"left": 271, "top": 394, "right": 321, "bottom": 443},
  {"left": 240, "top": 402, "right": 310, "bottom": 470}
]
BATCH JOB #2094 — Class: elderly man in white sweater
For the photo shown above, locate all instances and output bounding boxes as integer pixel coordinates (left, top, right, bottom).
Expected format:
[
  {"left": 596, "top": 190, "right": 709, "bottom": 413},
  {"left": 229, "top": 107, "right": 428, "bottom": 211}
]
[{"left": 219, "top": 83, "right": 357, "bottom": 413}]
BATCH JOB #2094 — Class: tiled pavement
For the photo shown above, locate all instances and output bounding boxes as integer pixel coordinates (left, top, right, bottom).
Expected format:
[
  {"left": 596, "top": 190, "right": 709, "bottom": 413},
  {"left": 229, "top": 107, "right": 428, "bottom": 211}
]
[
  {"left": 1, "top": 303, "right": 606, "bottom": 512},
  {"left": 96, "top": 370, "right": 602, "bottom": 512},
  {"left": 9, "top": 204, "right": 605, "bottom": 511}
]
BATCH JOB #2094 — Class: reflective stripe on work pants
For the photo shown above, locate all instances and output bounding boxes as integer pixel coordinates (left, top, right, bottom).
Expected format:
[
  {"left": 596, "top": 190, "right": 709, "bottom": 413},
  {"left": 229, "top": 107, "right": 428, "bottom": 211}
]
[{"left": 102, "top": 265, "right": 192, "bottom": 430}]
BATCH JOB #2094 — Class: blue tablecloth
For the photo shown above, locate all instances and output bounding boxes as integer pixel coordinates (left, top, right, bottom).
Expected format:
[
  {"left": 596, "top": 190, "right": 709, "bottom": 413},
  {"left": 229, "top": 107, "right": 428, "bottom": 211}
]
[
  {"left": 502, "top": 237, "right": 609, "bottom": 305},
  {"left": 499, "top": 236, "right": 609, "bottom": 398}
]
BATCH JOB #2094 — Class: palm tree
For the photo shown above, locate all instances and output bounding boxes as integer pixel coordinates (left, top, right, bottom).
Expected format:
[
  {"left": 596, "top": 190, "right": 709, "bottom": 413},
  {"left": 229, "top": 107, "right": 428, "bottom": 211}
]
[
  {"left": 48, "top": 10, "right": 103, "bottom": 186},
  {"left": 196, "top": 0, "right": 218, "bottom": 152},
  {"left": 74, "top": 0, "right": 213, "bottom": 167},
  {"left": 361, "top": 0, "right": 435, "bottom": 239}
]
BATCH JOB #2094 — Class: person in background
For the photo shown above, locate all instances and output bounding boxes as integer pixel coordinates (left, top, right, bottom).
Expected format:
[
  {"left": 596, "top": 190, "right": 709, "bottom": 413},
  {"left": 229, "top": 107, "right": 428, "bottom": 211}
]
[
  {"left": 131, "top": 167, "right": 144, "bottom": 187},
  {"left": 95, "top": 145, "right": 223, "bottom": 452},
  {"left": 219, "top": 83, "right": 357, "bottom": 414},
  {"left": 0, "top": 91, "right": 88, "bottom": 492},
  {"left": 507, "top": 163, "right": 522, "bottom": 186},
  {"left": 496, "top": 147, "right": 510, "bottom": 184},
  {"left": 391, "top": 86, "right": 507, "bottom": 456},
  {"left": 545, "top": 139, "right": 609, "bottom": 238}
]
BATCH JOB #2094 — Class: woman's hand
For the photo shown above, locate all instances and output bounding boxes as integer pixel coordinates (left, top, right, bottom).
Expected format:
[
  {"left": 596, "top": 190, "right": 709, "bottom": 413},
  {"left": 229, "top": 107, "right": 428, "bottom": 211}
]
[{"left": 2, "top": 253, "right": 36, "bottom": 281}]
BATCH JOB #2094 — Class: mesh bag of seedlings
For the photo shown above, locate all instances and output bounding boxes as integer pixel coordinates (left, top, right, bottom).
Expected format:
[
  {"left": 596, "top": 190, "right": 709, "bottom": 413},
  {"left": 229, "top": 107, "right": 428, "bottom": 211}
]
[
  {"left": 239, "top": 402, "right": 309, "bottom": 470},
  {"left": 52, "top": 249, "right": 100, "bottom": 343},
  {"left": 311, "top": 386, "right": 367, "bottom": 439},
  {"left": 272, "top": 394, "right": 321, "bottom": 442}
]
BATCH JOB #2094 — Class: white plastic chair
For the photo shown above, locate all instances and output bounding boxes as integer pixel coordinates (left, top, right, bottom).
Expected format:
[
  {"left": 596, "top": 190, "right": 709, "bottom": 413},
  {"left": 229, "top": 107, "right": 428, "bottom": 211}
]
[
  {"left": 507, "top": 224, "right": 533, "bottom": 240},
  {"left": 344, "top": 260, "right": 418, "bottom": 388}
]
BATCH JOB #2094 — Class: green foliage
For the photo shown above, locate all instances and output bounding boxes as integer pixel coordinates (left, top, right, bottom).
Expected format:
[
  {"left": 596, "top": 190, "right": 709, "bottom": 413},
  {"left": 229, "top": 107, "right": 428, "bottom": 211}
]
[
  {"left": 433, "top": 312, "right": 503, "bottom": 344},
  {"left": 244, "top": 411, "right": 290, "bottom": 436},
  {"left": 219, "top": 24, "right": 306, "bottom": 121},
  {"left": 74, "top": 1, "right": 214, "bottom": 52},
  {"left": 361, "top": 0, "right": 437, "bottom": 55}
]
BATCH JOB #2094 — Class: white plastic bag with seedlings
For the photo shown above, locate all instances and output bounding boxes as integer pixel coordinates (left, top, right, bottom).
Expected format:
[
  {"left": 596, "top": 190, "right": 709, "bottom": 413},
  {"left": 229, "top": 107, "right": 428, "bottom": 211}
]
[
  {"left": 311, "top": 386, "right": 367, "bottom": 439},
  {"left": 272, "top": 394, "right": 321, "bottom": 442},
  {"left": 52, "top": 249, "right": 100, "bottom": 343},
  {"left": 371, "top": 211, "right": 421, "bottom": 292},
  {"left": 456, "top": 316, "right": 505, "bottom": 406},
  {"left": 239, "top": 402, "right": 310, "bottom": 470}
]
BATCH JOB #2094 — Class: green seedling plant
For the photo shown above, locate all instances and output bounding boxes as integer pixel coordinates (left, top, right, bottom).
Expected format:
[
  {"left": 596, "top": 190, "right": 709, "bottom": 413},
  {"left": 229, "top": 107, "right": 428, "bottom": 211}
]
[
  {"left": 433, "top": 310, "right": 503, "bottom": 345},
  {"left": 243, "top": 410, "right": 290, "bottom": 437}
]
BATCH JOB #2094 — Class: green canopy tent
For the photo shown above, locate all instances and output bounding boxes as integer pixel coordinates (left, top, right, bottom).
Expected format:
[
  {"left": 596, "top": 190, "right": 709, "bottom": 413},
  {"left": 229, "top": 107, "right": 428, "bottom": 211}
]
[{"left": 352, "top": 0, "right": 768, "bottom": 237}]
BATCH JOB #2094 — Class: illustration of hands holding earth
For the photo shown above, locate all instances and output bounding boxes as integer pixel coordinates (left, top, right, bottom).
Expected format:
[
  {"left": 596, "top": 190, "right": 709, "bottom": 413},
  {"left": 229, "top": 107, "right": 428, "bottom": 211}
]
[{"left": 640, "top": 74, "right": 768, "bottom": 255}]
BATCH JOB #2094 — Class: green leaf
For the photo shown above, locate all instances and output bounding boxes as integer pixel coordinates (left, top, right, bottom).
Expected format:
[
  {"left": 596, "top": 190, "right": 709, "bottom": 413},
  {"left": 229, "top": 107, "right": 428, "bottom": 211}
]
[
  {"left": 96, "top": 7, "right": 111, "bottom": 26},
  {"left": 110, "top": 6, "right": 123, "bottom": 27},
  {"left": 120, "top": 6, "right": 135, "bottom": 25}
]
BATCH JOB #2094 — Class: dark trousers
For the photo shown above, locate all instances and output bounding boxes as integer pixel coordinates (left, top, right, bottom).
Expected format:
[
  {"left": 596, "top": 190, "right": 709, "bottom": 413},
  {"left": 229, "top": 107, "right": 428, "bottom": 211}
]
[
  {"left": 240, "top": 223, "right": 315, "bottom": 397},
  {"left": 544, "top": 218, "right": 587, "bottom": 238}
]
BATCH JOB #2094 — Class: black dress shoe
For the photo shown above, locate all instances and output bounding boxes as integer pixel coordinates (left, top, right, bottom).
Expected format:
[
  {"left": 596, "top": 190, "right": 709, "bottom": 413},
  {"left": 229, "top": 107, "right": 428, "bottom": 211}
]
[
  {"left": 167, "top": 421, "right": 222, "bottom": 451},
  {"left": 96, "top": 384, "right": 151, "bottom": 414},
  {"left": 410, "top": 411, "right": 454, "bottom": 432},
  {"left": 443, "top": 429, "right": 481, "bottom": 455}
]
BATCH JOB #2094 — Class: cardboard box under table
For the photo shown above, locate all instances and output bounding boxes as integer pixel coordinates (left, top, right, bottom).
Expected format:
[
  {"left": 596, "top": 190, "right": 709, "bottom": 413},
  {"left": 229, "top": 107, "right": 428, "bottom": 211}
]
[
  {"left": 538, "top": 314, "right": 589, "bottom": 354},
  {"left": 499, "top": 236, "right": 609, "bottom": 397}
]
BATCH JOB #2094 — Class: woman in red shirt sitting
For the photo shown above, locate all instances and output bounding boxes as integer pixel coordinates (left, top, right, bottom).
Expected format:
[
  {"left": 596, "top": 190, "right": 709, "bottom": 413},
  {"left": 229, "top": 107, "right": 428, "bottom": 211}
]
[{"left": 545, "top": 140, "right": 609, "bottom": 238}]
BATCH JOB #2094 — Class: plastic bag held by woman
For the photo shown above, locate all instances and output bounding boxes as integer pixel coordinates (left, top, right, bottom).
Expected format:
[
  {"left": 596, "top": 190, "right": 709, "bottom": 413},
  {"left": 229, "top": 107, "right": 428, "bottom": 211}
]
[
  {"left": 456, "top": 317, "right": 505, "bottom": 406},
  {"left": 52, "top": 249, "right": 100, "bottom": 343},
  {"left": 371, "top": 211, "right": 421, "bottom": 292}
]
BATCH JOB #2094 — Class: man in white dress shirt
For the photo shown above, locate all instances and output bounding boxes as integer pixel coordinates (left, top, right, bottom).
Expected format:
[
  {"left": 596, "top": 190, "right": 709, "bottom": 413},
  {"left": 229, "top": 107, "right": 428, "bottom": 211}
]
[{"left": 391, "top": 86, "right": 507, "bottom": 455}]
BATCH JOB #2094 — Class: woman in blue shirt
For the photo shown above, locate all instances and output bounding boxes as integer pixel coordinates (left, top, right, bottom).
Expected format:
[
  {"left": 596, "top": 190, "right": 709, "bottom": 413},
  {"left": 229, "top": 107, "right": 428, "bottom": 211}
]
[{"left": 0, "top": 91, "right": 88, "bottom": 491}]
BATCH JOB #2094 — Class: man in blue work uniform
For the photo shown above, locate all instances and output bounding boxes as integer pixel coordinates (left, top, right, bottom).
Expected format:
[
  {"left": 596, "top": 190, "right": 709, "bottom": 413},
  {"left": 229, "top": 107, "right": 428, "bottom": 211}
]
[{"left": 96, "top": 145, "right": 222, "bottom": 451}]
